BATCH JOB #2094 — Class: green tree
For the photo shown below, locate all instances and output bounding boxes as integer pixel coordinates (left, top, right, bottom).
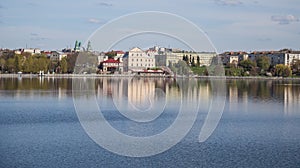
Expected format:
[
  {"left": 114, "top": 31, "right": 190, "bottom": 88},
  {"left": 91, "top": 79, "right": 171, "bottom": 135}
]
[
  {"left": 106, "top": 50, "right": 117, "bottom": 59},
  {"left": 23, "top": 56, "right": 33, "bottom": 73},
  {"left": 239, "top": 59, "right": 256, "bottom": 72},
  {"left": 291, "top": 59, "right": 300, "bottom": 75},
  {"left": 0, "top": 58, "right": 6, "bottom": 72},
  {"left": 6, "top": 58, "right": 15, "bottom": 73},
  {"left": 256, "top": 56, "right": 270, "bottom": 72},
  {"left": 185, "top": 55, "right": 189, "bottom": 65},
  {"left": 14, "top": 55, "right": 23, "bottom": 72},
  {"left": 191, "top": 57, "right": 195, "bottom": 66},
  {"left": 36, "top": 56, "right": 50, "bottom": 72},
  {"left": 226, "top": 67, "right": 244, "bottom": 76},
  {"left": 275, "top": 64, "right": 291, "bottom": 77},
  {"left": 60, "top": 57, "right": 68, "bottom": 73},
  {"left": 66, "top": 53, "right": 78, "bottom": 73}
]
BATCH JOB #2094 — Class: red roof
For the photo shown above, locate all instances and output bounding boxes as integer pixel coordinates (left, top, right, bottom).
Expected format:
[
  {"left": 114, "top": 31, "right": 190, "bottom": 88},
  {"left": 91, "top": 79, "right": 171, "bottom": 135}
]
[
  {"left": 116, "top": 51, "right": 125, "bottom": 54},
  {"left": 102, "top": 59, "right": 120, "bottom": 63}
]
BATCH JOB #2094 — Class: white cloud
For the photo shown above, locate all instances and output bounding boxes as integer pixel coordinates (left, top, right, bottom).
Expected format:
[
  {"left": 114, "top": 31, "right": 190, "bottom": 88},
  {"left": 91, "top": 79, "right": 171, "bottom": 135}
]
[
  {"left": 88, "top": 18, "right": 102, "bottom": 24},
  {"left": 271, "top": 14, "right": 299, "bottom": 25},
  {"left": 214, "top": 0, "right": 242, "bottom": 6}
]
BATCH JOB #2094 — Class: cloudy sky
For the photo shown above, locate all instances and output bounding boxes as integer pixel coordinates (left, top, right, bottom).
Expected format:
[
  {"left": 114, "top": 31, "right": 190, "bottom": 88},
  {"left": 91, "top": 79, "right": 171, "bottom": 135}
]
[{"left": 0, "top": 0, "right": 299, "bottom": 52}]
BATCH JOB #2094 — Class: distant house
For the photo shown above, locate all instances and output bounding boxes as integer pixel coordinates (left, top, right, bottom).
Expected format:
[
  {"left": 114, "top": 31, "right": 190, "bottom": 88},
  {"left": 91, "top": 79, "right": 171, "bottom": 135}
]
[
  {"left": 23, "top": 48, "right": 41, "bottom": 55},
  {"left": 122, "top": 47, "right": 155, "bottom": 72},
  {"left": 14, "top": 48, "right": 41, "bottom": 55},
  {"left": 248, "top": 50, "right": 300, "bottom": 67},
  {"left": 100, "top": 58, "right": 123, "bottom": 73},
  {"left": 115, "top": 51, "right": 125, "bottom": 62},
  {"left": 50, "top": 51, "right": 67, "bottom": 61},
  {"left": 220, "top": 51, "right": 248, "bottom": 65}
]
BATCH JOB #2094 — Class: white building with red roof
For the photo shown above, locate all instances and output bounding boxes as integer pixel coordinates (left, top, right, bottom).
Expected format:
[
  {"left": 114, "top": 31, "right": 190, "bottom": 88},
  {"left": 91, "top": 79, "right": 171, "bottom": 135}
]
[{"left": 100, "top": 58, "right": 123, "bottom": 73}]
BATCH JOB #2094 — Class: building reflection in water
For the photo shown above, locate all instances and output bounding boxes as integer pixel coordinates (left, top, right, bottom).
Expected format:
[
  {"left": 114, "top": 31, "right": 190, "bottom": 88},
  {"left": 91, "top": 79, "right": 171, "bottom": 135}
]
[
  {"left": 284, "top": 84, "right": 300, "bottom": 116},
  {"left": 227, "top": 80, "right": 249, "bottom": 113},
  {"left": 1, "top": 77, "right": 300, "bottom": 116},
  {"left": 96, "top": 78, "right": 168, "bottom": 112},
  {"left": 95, "top": 77, "right": 213, "bottom": 115}
]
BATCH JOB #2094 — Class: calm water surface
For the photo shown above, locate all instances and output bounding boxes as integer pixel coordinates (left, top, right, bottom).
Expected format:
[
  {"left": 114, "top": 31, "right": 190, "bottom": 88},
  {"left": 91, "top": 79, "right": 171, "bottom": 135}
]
[{"left": 0, "top": 77, "right": 300, "bottom": 167}]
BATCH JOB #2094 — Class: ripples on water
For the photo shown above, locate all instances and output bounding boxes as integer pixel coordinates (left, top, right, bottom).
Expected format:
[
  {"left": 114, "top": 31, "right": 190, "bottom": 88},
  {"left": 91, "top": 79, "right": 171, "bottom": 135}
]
[{"left": 0, "top": 77, "right": 300, "bottom": 167}]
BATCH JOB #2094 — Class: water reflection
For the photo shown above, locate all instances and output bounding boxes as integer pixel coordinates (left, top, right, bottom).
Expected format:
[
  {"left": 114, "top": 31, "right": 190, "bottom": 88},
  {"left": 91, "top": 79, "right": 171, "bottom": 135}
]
[
  {"left": 1, "top": 77, "right": 300, "bottom": 115},
  {"left": 283, "top": 84, "right": 300, "bottom": 116}
]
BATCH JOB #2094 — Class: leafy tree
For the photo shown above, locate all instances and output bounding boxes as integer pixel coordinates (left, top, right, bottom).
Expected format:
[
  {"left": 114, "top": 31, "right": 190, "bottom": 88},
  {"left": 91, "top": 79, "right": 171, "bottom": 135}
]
[
  {"left": 191, "top": 57, "right": 195, "bottom": 66},
  {"left": 275, "top": 64, "right": 291, "bottom": 77},
  {"left": 291, "top": 59, "right": 300, "bottom": 75},
  {"left": 6, "top": 58, "right": 15, "bottom": 73},
  {"left": 66, "top": 53, "right": 78, "bottom": 73},
  {"left": 60, "top": 57, "right": 68, "bottom": 73},
  {"left": 239, "top": 59, "right": 256, "bottom": 72},
  {"left": 226, "top": 67, "right": 244, "bottom": 76},
  {"left": 14, "top": 55, "right": 23, "bottom": 72},
  {"left": 185, "top": 55, "right": 189, "bottom": 65},
  {"left": 256, "top": 56, "right": 270, "bottom": 72},
  {"left": 106, "top": 51, "right": 117, "bottom": 59},
  {"left": 0, "top": 58, "right": 6, "bottom": 72},
  {"left": 191, "top": 66, "right": 207, "bottom": 75},
  {"left": 23, "top": 56, "right": 33, "bottom": 73}
]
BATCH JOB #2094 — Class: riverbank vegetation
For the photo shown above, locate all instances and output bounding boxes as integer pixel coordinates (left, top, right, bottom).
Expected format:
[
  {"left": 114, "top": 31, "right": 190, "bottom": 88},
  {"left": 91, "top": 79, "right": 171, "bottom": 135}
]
[
  {"left": 190, "top": 56, "right": 299, "bottom": 77},
  {"left": 0, "top": 51, "right": 78, "bottom": 74}
]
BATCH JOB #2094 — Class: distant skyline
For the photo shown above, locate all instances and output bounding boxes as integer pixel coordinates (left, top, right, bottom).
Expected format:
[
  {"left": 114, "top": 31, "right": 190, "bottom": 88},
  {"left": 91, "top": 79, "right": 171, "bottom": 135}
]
[{"left": 0, "top": 0, "right": 299, "bottom": 52}]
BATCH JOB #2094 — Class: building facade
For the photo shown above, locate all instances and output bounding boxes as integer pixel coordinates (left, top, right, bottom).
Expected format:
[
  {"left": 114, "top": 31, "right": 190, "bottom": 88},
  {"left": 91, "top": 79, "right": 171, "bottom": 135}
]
[
  {"left": 248, "top": 50, "right": 300, "bottom": 67},
  {"left": 123, "top": 47, "right": 155, "bottom": 72},
  {"left": 172, "top": 52, "right": 217, "bottom": 66},
  {"left": 50, "top": 51, "right": 67, "bottom": 61},
  {"left": 101, "top": 58, "right": 123, "bottom": 73}
]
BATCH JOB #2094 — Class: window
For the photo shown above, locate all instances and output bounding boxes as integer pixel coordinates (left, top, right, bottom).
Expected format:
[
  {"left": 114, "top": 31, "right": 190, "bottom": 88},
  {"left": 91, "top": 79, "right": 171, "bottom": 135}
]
[
  {"left": 141, "top": 59, "right": 142, "bottom": 61},
  {"left": 137, "top": 59, "right": 138, "bottom": 61},
  {"left": 132, "top": 54, "right": 133, "bottom": 56}
]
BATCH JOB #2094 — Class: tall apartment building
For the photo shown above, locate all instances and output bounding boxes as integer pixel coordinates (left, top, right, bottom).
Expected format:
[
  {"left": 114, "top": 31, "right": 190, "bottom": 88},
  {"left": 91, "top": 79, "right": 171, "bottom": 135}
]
[{"left": 122, "top": 47, "right": 155, "bottom": 72}]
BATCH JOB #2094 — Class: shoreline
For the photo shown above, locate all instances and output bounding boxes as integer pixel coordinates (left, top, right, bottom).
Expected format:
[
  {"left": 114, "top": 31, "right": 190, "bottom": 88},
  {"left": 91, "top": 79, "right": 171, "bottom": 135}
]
[{"left": 1, "top": 73, "right": 300, "bottom": 80}]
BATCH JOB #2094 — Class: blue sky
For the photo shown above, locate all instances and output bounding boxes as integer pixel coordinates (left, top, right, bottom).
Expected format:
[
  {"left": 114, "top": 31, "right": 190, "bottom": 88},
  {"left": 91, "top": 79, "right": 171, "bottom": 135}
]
[{"left": 0, "top": 0, "right": 299, "bottom": 52}]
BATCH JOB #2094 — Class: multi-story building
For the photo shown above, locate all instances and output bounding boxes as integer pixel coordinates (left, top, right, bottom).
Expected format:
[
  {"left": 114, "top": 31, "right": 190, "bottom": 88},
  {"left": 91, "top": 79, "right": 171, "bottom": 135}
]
[
  {"left": 155, "top": 52, "right": 181, "bottom": 67},
  {"left": 248, "top": 50, "right": 300, "bottom": 67},
  {"left": 172, "top": 51, "right": 217, "bottom": 66},
  {"left": 122, "top": 47, "right": 155, "bottom": 72},
  {"left": 220, "top": 51, "right": 248, "bottom": 65}
]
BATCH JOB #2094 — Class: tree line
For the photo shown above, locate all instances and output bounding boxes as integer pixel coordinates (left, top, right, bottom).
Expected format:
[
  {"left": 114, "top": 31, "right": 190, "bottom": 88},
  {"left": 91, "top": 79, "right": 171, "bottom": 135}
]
[
  {"left": 182, "top": 55, "right": 300, "bottom": 77},
  {"left": 0, "top": 51, "right": 78, "bottom": 74},
  {"left": 225, "top": 56, "right": 299, "bottom": 77}
]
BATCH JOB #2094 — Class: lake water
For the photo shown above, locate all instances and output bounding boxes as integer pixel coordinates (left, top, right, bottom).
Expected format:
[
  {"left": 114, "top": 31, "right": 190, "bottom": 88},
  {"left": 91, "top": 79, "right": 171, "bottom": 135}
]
[{"left": 1, "top": 77, "right": 300, "bottom": 167}]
